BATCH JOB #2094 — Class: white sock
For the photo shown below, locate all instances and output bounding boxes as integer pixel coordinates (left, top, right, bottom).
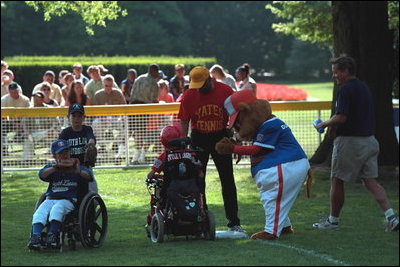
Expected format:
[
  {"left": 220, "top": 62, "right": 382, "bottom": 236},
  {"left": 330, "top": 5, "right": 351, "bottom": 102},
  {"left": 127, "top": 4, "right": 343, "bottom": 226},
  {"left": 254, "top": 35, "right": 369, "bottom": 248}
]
[
  {"left": 328, "top": 215, "right": 339, "bottom": 224},
  {"left": 384, "top": 208, "right": 395, "bottom": 220}
]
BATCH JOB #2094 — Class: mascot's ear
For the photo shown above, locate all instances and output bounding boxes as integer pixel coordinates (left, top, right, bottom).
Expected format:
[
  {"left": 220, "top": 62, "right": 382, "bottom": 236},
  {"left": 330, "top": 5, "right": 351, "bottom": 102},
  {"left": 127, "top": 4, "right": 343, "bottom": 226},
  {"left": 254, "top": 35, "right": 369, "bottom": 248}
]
[{"left": 238, "top": 102, "right": 251, "bottom": 112}]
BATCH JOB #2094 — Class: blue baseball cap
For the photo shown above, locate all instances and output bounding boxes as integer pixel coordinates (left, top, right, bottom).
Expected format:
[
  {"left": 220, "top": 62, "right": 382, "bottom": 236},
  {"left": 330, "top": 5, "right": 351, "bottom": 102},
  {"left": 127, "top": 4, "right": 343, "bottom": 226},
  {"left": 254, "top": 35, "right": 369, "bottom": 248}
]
[
  {"left": 68, "top": 103, "right": 85, "bottom": 116},
  {"left": 51, "top": 139, "right": 70, "bottom": 155}
]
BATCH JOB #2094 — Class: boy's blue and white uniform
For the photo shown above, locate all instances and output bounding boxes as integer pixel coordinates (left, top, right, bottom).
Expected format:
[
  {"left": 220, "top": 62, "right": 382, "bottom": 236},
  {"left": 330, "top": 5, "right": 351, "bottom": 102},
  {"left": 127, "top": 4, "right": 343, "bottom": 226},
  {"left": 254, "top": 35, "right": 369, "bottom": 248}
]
[
  {"left": 251, "top": 117, "right": 309, "bottom": 237},
  {"left": 59, "top": 125, "right": 96, "bottom": 166},
  {"left": 32, "top": 165, "right": 93, "bottom": 227}
]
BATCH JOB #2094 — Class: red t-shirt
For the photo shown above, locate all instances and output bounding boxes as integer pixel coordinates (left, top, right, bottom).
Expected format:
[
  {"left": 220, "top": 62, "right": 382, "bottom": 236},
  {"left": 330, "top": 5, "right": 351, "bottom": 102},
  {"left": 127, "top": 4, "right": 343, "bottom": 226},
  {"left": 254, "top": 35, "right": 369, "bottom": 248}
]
[{"left": 178, "top": 80, "right": 233, "bottom": 133}]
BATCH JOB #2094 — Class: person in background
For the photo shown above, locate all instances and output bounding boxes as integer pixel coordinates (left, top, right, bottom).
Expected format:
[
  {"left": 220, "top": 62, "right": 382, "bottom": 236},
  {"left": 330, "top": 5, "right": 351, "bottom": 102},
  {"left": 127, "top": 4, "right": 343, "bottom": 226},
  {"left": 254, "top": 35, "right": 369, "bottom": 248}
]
[
  {"left": 210, "top": 64, "right": 238, "bottom": 91},
  {"left": 169, "top": 64, "right": 186, "bottom": 100},
  {"left": 130, "top": 64, "right": 160, "bottom": 164},
  {"left": 58, "top": 70, "right": 69, "bottom": 88},
  {"left": 66, "top": 80, "right": 92, "bottom": 106},
  {"left": 312, "top": 55, "right": 399, "bottom": 232},
  {"left": 236, "top": 63, "right": 257, "bottom": 95},
  {"left": 72, "top": 63, "right": 89, "bottom": 85},
  {"left": 40, "top": 82, "right": 59, "bottom": 107},
  {"left": 1, "top": 69, "right": 22, "bottom": 97},
  {"left": 1, "top": 81, "right": 30, "bottom": 108},
  {"left": 120, "top": 68, "right": 137, "bottom": 104},
  {"left": 157, "top": 79, "right": 174, "bottom": 103},
  {"left": 61, "top": 73, "right": 74, "bottom": 106},
  {"left": 32, "top": 70, "right": 63, "bottom": 105}
]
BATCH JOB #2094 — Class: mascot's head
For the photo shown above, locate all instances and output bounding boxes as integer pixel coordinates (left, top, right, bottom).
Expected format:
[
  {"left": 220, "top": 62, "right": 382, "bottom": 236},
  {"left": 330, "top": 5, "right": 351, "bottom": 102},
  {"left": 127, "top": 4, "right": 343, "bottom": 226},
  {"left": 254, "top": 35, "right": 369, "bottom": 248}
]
[{"left": 224, "top": 90, "right": 272, "bottom": 141}]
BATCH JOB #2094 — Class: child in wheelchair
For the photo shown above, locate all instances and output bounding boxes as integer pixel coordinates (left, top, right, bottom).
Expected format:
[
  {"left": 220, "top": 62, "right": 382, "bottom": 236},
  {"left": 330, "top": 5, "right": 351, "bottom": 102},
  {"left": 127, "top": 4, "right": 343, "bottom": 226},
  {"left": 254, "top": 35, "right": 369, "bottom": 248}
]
[
  {"left": 145, "top": 123, "right": 205, "bottom": 235},
  {"left": 28, "top": 139, "right": 93, "bottom": 250}
]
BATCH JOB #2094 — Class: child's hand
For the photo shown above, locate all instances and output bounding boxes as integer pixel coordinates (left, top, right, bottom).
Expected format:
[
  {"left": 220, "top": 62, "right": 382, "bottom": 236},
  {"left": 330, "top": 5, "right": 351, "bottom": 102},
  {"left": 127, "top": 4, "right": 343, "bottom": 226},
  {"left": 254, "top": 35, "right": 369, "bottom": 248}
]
[{"left": 55, "top": 158, "right": 78, "bottom": 169}]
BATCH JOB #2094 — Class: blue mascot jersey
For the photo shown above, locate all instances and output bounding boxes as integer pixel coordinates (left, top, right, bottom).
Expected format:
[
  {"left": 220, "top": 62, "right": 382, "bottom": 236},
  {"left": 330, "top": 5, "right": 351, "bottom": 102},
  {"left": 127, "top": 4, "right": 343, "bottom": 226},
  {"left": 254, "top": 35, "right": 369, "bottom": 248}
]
[{"left": 250, "top": 117, "right": 307, "bottom": 177}]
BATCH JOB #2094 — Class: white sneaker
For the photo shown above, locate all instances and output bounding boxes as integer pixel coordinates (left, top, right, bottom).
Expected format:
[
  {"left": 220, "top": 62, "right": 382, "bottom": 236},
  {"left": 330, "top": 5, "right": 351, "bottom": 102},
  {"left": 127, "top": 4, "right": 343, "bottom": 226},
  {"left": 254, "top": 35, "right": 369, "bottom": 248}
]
[
  {"left": 385, "top": 215, "right": 399, "bottom": 232},
  {"left": 313, "top": 218, "right": 339, "bottom": 230},
  {"left": 228, "top": 225, "right": 248, "bottom": 238},
  {"left": 229, "top": 225, "right": 246, "bottom": 233}
]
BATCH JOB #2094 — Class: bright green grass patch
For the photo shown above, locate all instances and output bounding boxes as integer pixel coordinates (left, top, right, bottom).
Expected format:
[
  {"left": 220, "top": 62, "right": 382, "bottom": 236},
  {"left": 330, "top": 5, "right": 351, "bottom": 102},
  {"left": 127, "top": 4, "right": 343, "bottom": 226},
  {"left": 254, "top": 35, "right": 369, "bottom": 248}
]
[
  {"left": 288, "top": 82, "right": 334, "bottom": 101},
  {"left": 4, "top": 55, "right": 216, "bottom": 67},
  {"left": 1, "top": 168, "right": 398, "bottom": 266}
]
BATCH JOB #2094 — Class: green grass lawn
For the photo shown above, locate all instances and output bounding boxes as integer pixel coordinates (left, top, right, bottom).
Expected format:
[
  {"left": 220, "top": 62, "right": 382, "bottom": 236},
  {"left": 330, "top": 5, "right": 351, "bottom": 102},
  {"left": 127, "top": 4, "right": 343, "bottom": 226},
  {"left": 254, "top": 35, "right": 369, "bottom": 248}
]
[
  {"left": 288, "top": 82, "right": 334, "bottom": 101},
  {"left": 1, "top": 167, "right": 398, "bottom": 266}
]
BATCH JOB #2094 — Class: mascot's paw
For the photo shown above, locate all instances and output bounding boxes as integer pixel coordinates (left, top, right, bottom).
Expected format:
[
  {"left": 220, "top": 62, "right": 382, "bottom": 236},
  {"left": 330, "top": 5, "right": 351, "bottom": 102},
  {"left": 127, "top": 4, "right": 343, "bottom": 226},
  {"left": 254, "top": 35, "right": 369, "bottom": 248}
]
[
  {"left": 215, "top": 137, "right": 235, "bottom": 154},
  {"left": 250, "top": 231, "right": 277, "bottom": 240}
]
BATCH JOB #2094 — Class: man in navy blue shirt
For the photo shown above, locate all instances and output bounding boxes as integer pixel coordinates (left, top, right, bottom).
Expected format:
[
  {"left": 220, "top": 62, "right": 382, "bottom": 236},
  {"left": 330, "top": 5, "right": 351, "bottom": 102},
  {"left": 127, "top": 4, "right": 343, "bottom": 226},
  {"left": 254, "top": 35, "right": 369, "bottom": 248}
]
[{"left": 313, "top": 55, "right": 399, "bottom": 232}]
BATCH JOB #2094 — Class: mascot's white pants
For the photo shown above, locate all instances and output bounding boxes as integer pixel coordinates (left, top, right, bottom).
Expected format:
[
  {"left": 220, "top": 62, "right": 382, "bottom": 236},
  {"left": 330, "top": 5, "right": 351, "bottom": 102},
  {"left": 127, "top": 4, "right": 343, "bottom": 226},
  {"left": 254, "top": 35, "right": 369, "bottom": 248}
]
[
  {"left": 254, "top": 158, "right": 310, "bottom": 237},
  {"left": 32, "top": 199, "right": 75, "bottom": 225}
]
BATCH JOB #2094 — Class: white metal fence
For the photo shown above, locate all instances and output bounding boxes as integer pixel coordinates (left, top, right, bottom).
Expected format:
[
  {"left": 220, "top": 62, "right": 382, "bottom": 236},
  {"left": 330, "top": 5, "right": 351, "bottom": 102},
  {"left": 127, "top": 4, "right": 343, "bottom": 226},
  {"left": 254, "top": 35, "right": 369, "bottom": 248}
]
[{"left": 1, "top": 102, "right": 333, "bottom": 172}]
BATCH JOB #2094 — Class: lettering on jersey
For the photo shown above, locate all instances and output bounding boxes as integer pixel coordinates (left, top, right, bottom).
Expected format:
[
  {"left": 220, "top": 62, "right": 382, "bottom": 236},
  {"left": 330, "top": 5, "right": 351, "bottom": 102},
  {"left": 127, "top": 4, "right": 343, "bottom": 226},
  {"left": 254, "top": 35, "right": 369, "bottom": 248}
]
[
  {"left": 281, "top": 124, "right": 289, "bottom": 130},
  {"left": 194, "top": 104, "right": 225, "bottom": 132},
  {"left": 51, "top": 180, "right": 78, "bottom": 192},
  {"left": 67, "top": 137, "right": 88, "bottom": 155},
  {"left": 167, "top": 152, "right": 192, "bottom": 161}
]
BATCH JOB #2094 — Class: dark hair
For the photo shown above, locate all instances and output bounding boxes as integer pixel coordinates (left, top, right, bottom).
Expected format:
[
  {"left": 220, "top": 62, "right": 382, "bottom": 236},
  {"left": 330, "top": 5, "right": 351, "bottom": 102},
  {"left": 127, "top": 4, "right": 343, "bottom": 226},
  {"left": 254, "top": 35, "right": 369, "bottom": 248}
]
[
  {"left": 68, "top": 80, "right": 87, "bottom": 105},
  {"left": 199, "top": 77, "right": 212, "bottom": 94},
  {"left": 236, "top": 63, "right": 250, "bottom": 76},
  {"left": 330, "top": 55, "right": 356, "bottom": 75}
]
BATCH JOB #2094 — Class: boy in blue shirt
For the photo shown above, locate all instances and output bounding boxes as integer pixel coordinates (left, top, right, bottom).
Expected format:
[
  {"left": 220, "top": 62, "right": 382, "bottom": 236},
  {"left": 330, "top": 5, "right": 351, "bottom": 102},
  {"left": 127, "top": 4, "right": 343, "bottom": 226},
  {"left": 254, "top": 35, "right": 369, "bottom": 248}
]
[{"left": 28, "top": 139, "right": 93, "bottom": 250}]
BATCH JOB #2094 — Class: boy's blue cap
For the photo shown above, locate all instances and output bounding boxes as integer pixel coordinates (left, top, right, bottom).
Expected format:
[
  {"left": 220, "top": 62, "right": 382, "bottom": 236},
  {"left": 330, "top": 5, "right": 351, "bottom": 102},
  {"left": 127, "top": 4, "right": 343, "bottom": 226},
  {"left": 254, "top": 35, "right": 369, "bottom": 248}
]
[
  {"left": 51, "top": 139, "right": 70, "bottom": 155},
  {"left": 68, "top": 103, "right": 85, "bottom": 115}
]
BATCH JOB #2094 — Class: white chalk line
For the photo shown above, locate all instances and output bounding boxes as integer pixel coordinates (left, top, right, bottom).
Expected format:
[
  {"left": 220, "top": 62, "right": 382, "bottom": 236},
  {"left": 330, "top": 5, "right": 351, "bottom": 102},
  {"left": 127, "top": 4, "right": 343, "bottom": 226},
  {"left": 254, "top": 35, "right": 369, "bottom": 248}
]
[
  {"left": 102, "top": 195, "right": 352, "bottom": 266},
  {"left": 261, "top": 241, "right": 352, "bottom": 266}
]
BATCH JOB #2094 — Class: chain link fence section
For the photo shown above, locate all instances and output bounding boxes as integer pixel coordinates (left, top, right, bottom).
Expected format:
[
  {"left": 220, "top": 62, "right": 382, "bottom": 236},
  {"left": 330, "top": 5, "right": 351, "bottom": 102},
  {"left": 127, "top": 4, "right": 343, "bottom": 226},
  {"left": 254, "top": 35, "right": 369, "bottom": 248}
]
[{"left": 1, "top": 102, "right": 332, "bottom": 172}]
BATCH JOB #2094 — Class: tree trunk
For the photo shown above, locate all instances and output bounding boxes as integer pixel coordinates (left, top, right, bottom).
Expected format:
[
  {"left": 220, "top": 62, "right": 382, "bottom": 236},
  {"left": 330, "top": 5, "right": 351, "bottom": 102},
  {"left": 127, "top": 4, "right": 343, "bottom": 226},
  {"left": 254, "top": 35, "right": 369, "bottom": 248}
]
[{"left": 311, "top": 1, "right": 399, "bottom": 167}]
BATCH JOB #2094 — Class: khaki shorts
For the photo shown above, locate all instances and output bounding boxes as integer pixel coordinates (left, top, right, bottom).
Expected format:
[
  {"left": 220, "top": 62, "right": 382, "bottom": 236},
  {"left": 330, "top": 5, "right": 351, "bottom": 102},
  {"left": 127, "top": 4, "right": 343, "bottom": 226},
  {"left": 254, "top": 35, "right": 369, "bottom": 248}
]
[{"left": 331, "top": 136, "right": 379, "bottom": 182}]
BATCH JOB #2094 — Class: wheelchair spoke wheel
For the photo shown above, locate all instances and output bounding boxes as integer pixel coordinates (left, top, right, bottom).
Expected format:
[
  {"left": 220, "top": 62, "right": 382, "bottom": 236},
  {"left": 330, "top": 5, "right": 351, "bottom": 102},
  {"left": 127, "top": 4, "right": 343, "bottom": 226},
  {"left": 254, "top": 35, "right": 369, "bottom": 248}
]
[
  {"left": 79, "top": 192, "right": 108, "bottom": 248},
  {"left": 150, "top": 212, "right": 165, "bottom": 243}
]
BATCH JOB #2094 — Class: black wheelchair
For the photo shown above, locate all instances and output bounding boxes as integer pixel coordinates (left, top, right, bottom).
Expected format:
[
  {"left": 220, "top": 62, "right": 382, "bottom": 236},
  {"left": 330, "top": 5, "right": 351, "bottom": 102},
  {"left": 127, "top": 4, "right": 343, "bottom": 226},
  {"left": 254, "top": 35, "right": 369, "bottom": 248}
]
[
  {"left": 145, "top": 137, "right": 216, "bottom": 243},
  {"left": 29, "top": 189, "right": 108, "bottom": 252}
]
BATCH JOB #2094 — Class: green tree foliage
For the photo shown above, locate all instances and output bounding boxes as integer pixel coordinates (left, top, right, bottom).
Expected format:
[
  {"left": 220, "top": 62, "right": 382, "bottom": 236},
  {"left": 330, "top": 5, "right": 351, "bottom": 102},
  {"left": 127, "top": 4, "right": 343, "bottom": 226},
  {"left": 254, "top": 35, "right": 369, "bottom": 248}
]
[
  {"left": 266, "top": 1, "right": 332, "bottom": 47},
  {"left": 1, "top": 1, "right": 330, "bottom": 81},
  {"left": 24, "top": 1, "right": 127, "bottom": 35}
]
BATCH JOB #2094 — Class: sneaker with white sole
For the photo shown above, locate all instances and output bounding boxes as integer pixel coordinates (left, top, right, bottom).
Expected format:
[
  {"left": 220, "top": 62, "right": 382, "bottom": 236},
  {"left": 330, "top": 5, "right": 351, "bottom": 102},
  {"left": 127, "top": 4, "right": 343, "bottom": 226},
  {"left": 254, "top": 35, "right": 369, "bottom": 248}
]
[
  {"left": 312, "top": 218, "right": 339, "bottom": 230},
  {"left": 385, "top": 215, "right": 399, "bottom": 232},
  {"left": 229, "top": 225, "right": 246, "bottom": 233}
]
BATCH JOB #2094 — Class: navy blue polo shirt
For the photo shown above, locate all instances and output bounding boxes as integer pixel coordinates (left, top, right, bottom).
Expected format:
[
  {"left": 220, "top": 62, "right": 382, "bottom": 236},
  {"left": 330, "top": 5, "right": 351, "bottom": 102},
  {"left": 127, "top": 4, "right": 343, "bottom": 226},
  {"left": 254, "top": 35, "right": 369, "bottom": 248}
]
[{"left": 335, "top": 79, "right": 375, "bottom": 136}]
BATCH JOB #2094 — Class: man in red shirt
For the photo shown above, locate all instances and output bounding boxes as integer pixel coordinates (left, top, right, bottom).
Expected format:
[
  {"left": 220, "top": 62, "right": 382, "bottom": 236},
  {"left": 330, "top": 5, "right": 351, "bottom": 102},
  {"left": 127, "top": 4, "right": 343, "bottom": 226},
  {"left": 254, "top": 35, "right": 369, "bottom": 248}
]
[{"left": 178, "top": 66, "right": 245, "bottom": 234}]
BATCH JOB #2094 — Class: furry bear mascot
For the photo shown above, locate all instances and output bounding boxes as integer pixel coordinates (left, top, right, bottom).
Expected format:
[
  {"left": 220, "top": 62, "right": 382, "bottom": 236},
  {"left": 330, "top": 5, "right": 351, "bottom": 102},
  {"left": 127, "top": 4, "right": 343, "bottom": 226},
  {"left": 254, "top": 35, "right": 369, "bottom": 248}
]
[{"left": 216, "top": 90, "right": 311, "bottom": 240}]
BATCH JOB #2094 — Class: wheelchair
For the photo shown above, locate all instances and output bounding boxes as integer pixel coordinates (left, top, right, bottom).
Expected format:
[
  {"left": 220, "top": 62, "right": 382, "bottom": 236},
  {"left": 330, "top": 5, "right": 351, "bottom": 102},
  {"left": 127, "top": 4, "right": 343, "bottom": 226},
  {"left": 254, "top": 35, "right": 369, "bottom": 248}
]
[
  {"left": 29, "top": 189, "right": 108, "bottom": 252},
  {"left": 145, "top": 137, "right": 216, "bottom": 243}
]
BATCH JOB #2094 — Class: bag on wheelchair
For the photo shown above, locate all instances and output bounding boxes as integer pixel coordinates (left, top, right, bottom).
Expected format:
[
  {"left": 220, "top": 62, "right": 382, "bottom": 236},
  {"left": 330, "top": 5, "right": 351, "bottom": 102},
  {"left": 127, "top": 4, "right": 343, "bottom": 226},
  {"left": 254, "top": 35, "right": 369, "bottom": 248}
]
[{"left": 165, "top": 158, "right": 202, "bottom": 222}]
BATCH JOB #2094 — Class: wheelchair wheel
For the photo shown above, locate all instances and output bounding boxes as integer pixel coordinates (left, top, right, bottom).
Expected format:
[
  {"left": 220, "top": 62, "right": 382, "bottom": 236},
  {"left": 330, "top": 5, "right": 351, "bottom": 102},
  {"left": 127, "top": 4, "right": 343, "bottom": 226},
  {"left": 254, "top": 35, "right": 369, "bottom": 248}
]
[
  {"left": 78, "top": 192, "right": 108, "bottom": 248},
  {"left": 203, "top": 210, "right": 216, "bottom": 241},
  {"left": 150, "top": 212, "right": 165, "bottom": 243}
]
